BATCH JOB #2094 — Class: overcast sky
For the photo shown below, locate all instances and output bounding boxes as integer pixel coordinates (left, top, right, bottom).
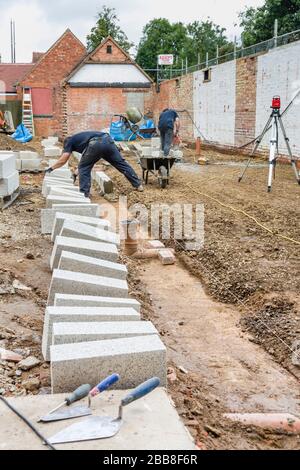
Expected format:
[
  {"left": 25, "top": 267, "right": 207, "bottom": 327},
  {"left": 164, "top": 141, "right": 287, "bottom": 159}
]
[{"left": 0, "top": 0, "right": 265, "bottom": 63}]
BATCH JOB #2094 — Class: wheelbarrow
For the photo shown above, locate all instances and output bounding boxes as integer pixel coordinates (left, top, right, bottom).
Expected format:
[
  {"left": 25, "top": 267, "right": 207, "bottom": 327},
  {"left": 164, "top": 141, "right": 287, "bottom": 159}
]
[{"left": 140, "top": 156, "right": 176, "bottom": 188}]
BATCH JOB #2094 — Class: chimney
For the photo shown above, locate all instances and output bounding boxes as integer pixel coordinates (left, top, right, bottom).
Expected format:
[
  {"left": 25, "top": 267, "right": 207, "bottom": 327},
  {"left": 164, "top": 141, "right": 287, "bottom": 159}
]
[{"left": 32, "top": 52, "right": 44, "bottom": 63}]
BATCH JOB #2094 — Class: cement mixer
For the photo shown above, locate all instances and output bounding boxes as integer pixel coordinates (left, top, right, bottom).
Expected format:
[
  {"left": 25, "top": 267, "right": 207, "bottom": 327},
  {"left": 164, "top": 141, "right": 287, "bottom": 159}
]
[
  {"left": 110, "top": 107, "right": 157, "bottom": 142},
  {"left": 126, "top": 107, "right": 143, "bottom": 124}
]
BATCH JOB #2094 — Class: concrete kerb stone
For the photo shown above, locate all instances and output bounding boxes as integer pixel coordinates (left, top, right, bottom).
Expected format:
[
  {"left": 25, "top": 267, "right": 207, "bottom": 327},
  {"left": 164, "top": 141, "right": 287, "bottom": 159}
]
[
  {"left": 0, "top": 153, "right": 16, "bottom": 178},
  {"left": 51, "top": 335, "right": 167, "bottom": 392},
  {"left": 59, "top": 219, "right": 120, "bottom": 246},
  {"left": 54, "top": 294, "right": 141, "bottom": 312},
  {"left": 48, "top": 188, "right": 85, "bottom": 199},
  {"left": 49, "top": 236, "right": 118, "bottom": 270},
  {"left": 50, "top": 169, "right": 72, "bottom": 178},
  {"left": 41, "top": 205, "right": 101, "bottom": 234},
  {"left": 42, "top": 179, "right": 74, "bottom": 197},
  {"left": 58, "top": 251, "right": 127, "bottom": 280},
  {"left": 46, "top": 196, "right": 91, "bottom": 208},
  {"left": 95, "top": 172, "right": 113, "bottom": 194},
  {"left": 52, "top": 321, "right": 158, "bottom": 347},
  {"left": 47, "top": 269, "right": 128, "bottom": 305},
  {"left": 42, "top": 306, "right": 140, "bottom": 360},
  {"left": 51, "top": 213, "right": 110, "bottom": 241},
  {"left": 44, "top": 185, "right": 80, "bottom": 198}
]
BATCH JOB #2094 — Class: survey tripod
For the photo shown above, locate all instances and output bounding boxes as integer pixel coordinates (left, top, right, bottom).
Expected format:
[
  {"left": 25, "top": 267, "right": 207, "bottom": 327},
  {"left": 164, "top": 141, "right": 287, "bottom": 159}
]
[{"left": 238, "top": 96, "right": 300, "bottom": 192}]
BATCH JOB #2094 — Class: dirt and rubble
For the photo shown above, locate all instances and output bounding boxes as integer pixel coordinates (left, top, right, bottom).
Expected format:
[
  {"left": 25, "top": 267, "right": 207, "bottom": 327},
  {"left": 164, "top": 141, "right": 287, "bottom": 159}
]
[
  {"left": 0, "top": 133, "right": 43, "bottom": 154},
  {"left": 0, "top": 147, "right": 300, "bottom": 450},
  {"left": 107, "top": 149, "right": 300, "bottom": 376}
]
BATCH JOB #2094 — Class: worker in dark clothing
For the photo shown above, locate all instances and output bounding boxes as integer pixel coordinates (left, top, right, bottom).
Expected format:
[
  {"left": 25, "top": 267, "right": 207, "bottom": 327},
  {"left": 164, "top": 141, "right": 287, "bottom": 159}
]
[
  {"left": 158, "top": 109, "right": 180, "bottom": 156},
  {"left": 45, "top": 131, "right": 143, "bottom": 197}
]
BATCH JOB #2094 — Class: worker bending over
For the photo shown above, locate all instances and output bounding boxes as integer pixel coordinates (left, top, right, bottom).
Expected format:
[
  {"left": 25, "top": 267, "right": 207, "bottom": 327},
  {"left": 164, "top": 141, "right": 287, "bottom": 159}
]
[
  {"left": 45, "top": 131, "right": 144, "bottom": 197},
  {"left": 158, "top": 109, "right": 180, "bottom": 157}
]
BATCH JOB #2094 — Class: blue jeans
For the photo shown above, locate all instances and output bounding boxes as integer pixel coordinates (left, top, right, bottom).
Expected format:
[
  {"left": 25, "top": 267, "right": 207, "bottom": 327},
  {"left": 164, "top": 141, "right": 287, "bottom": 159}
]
[
  {"left": 159, "top": 128, "right": 174, "bottom": 156},
  {"left": 78, "top": 135, "right": 141, "bottom": 196}
]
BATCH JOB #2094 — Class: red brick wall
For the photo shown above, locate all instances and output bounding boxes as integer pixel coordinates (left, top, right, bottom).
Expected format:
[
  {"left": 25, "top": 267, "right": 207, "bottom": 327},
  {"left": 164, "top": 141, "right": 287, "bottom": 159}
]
[
  {"left": 65, "top": 86, "right": 151, "bottom": 134},
  {"left": 146, "top": 74, "right": 194, "bottom": 139},
  {"left": 235, "top": 56, "right": 258, "bottom": 146},
  {"left": 20, "top": 30, "right": 86, "bottom": 137},
  {"left": 90, "top": 39, "right": 130, "bottom": 63},
  {"left": 66, "top": 87, "right": 126, "bottom": 134},
  {"left": 34, "top": 118, "right": 55, "bottom": 137}
]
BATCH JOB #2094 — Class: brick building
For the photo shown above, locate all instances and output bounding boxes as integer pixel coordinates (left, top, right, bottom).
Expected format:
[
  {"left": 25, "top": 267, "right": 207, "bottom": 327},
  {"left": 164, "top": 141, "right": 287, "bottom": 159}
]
[
  {"left": 13, "top": 32, "right": 152, "bottom": 138},
  {"left": 63, "top": 36, "right": 152, "bottom": 135}
]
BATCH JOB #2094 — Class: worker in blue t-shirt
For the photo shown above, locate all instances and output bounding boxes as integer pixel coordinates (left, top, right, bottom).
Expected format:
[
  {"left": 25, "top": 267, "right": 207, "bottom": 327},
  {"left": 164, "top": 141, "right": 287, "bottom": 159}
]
[
  {"left": 45, "top": 131, "right": 143, "bottom": 197},
  {"left": 158, "top": 109, "right": 180, "bottom": 156}
]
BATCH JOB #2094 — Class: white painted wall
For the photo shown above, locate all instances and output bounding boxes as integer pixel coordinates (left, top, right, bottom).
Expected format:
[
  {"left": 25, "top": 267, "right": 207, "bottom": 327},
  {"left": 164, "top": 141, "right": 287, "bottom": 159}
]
[
  {"left": 256, "top": 41, "right": 300, "bottom": 156},
  {"left": 193, "top": 61, "right": 236, "bottom": 145}
]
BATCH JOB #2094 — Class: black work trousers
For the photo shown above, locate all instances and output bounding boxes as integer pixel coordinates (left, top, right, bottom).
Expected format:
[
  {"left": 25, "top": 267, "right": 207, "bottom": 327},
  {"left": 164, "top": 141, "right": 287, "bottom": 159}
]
[{"left": 78, "top": 135, "right": 141, "bottom": 196}]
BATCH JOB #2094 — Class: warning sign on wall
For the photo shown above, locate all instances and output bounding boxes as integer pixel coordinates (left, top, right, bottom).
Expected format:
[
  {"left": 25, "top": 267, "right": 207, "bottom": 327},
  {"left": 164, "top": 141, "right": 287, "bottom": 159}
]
[{"left": 158, "top": 55, "right": 174, "bottom": 66}]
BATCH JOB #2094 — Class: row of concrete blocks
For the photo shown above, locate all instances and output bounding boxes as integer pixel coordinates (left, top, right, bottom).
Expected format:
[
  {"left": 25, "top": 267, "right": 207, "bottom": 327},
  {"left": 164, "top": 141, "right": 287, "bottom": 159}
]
[
  {"left": 0, "top": 152, "right": 20, "bottom": 197},
  {"left": 42, "top": 137, "right": 61, "bottom": 158},
  {"left": 41, "top": 173, "right": 166, "bottom": 392},
  {"left": 0, "top": 150, "right": 42, "bottom": 173}
]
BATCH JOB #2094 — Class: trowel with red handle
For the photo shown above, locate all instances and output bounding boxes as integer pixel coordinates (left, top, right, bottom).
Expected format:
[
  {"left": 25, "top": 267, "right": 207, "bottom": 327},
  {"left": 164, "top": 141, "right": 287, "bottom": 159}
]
[
  {"left": 39, "top": 374, "right": 120, "bottom": 423},
  {"left": 48, "top": 377, "right": 161, "bottom": 444}
]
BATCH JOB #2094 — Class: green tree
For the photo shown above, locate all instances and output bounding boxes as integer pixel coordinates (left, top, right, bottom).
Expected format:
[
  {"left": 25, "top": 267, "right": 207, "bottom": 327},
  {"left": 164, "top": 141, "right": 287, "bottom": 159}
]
[
  {"left": 87, "top": 5, "right": 133, "bottom": 52},
  {"left": 239, "top": 0, "right": 300, "bottom": 47},
  {"left": 186, "top": 20, "right": 234, "bottom": 64},
  {"left": 135, "top": 18, "right": 188, "bottom": 74},
  {"left": 136, "top": 18, "right": 233, "bottom": 78}
]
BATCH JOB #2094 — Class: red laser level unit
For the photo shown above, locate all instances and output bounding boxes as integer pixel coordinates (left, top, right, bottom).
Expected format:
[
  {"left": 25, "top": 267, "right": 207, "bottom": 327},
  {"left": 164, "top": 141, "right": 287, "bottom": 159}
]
[{"left": 271, "top": 96, "right": 281, "bottom": 110}]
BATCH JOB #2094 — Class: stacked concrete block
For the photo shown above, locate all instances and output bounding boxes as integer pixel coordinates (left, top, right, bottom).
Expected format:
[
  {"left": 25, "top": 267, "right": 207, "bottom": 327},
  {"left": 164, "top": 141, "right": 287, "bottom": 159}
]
[
  {"left": 59, "top": 219, "right": 120, "bottom": 246},
  {"left": 95, "top": 171, "right": 113, "bottom": 194},
  {"left": 58, "top": 252, "right": 127, "bottom": 280},
  {"left": 46, "top": 195, "right": 91, "bottom": 208},
  {"left": 42, "top": 307, "right": 140, "bottom": 360},
  {"left": 19, "top": 160, "right": 42, "bottom": 172},
  {"left": 0, "top": 153, "right": 16, "bottom": 178},
  {"left": 151, "top": 137, "right": 161, "bottom": 149},
  {"left": 41, "top": 205, "right": 101, "bottom": 234},
  {"left": 0, "top": 171, "right": 19, "bottom": 197},
  {"left": 50, "top": 237, "right": 118, "bottom": 270},
  {"left": 44, "top": 148, "right": 62, "bottom": 158},
  {"left": 42, "top": 137, "right": 59, "bottom": 147},
  {"left": 0, "top": 153, "right": 19, "bottom": 200},
  {"left": 51, "top": 213, "right": 110, "bottom": 241},
  {"left": 52, "top": 321, "right": 158, "bottom": 347},
  {"left": 51, "top": 335, "right": 167, "bottom": 392},
  {"left": 47, "top": 270, "right": 128, "bottom": 305},
  {"left": 54, "top": 293, "right": 141, "bottom": 312},
  {"left": 141, "top": 147, "right": 153, "bottom": 158}
]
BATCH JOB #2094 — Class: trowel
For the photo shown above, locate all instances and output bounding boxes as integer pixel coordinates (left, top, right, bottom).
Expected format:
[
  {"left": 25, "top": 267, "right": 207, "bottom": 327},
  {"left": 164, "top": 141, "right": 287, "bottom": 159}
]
[
  {"left": 48, "top": 377, "right": 160, "bottom": 444},
  {"left": 39, "top": 374, "right": 120, "bottom": 423}
]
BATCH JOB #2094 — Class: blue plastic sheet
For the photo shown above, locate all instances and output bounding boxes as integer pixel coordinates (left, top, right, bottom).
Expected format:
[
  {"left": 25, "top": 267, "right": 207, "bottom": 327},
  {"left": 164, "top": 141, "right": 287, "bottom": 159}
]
[{"left": 11, "top": 124, "right": 33, "bottom": 143}]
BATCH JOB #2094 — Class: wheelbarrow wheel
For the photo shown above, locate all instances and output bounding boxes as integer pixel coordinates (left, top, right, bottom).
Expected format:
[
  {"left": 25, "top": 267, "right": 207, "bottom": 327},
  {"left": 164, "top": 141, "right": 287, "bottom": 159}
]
[{"left": 158, "top": 166, "right": 168, "bottom": 189}]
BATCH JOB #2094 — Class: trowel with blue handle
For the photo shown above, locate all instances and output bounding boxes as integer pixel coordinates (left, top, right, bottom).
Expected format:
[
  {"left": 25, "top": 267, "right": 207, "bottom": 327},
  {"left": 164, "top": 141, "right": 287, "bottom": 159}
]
[
  {"left": 39, "top": 374, "right": 120, "bottom": 423},
  {"left": 48, "top": 377, "right": 161, "bottom": 444}
]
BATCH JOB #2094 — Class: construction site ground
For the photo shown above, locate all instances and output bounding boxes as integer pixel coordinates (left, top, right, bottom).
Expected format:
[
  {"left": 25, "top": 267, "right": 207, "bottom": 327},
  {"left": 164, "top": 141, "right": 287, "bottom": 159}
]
[{"left": 0, "top": 140, "right": 299, "bottom": 450}]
